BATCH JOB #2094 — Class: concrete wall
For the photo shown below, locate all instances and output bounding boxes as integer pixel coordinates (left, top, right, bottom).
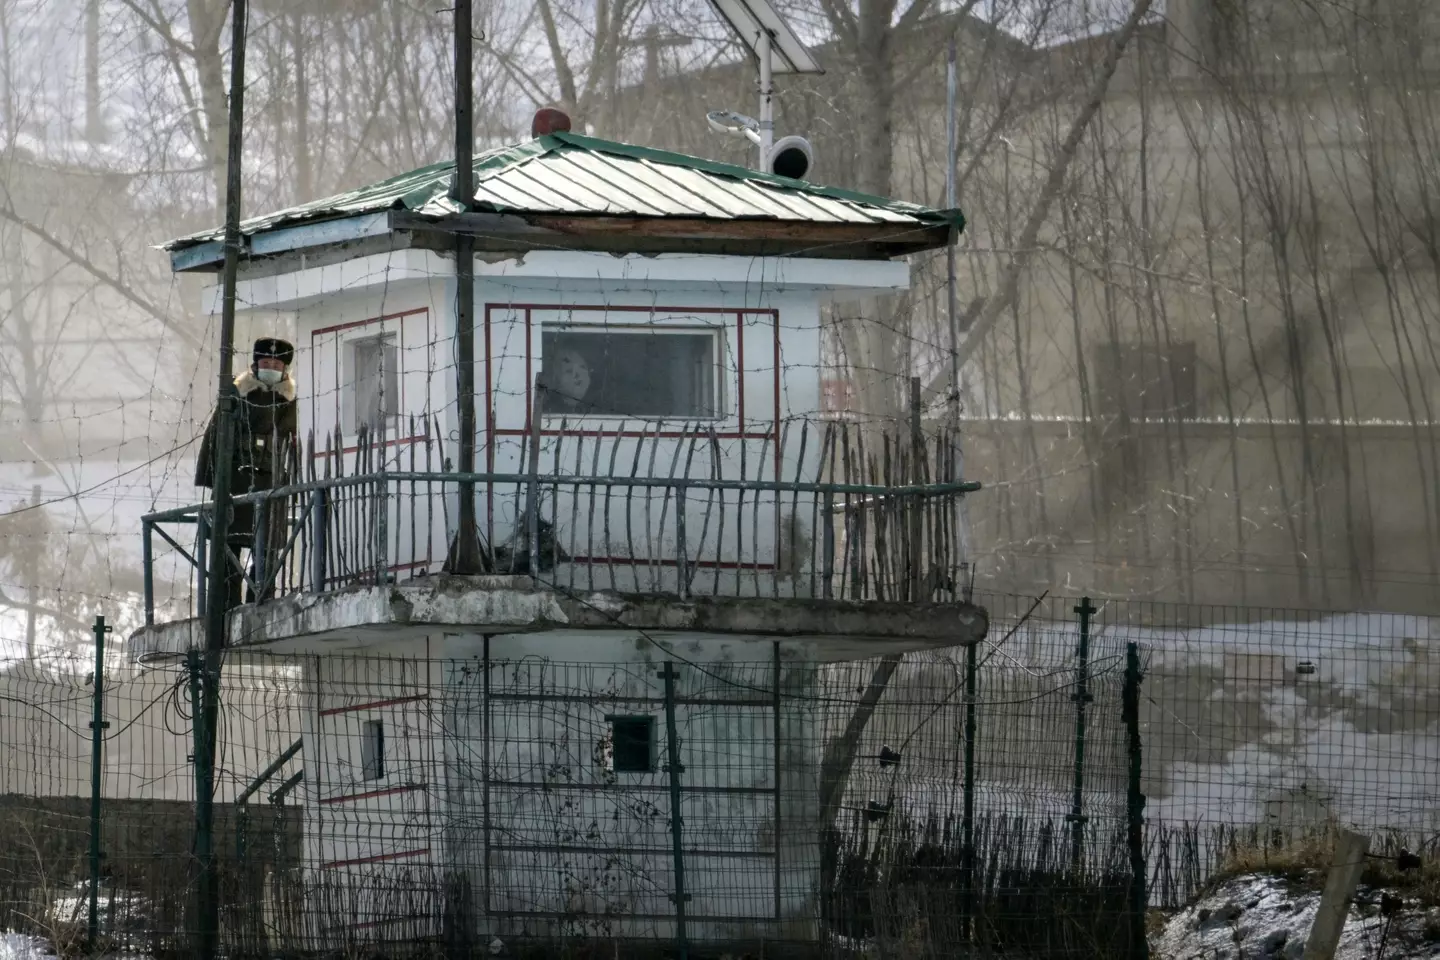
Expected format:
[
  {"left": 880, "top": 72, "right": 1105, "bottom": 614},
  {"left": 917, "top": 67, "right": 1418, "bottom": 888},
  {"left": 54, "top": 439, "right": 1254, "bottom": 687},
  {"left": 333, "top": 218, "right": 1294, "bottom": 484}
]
[
  {"left": 438, "top": 630, "right": 820, "bottom": 943},
  {"left": 261, "top": 248, "right": 868, "bottom": 595},
  {"left": 288, "top": 630, "right": 824, "bottom": 945},
  {"left": 297, "top": 646, "right": 446, "bottom": 947}
]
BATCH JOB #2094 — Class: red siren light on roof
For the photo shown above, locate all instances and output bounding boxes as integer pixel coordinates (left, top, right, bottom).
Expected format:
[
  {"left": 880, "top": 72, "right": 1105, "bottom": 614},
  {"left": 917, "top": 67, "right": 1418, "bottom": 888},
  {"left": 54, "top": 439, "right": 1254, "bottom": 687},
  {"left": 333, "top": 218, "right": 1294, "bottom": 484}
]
[{"left": 532, "top": 108, "right": 572, "bottom": 137}]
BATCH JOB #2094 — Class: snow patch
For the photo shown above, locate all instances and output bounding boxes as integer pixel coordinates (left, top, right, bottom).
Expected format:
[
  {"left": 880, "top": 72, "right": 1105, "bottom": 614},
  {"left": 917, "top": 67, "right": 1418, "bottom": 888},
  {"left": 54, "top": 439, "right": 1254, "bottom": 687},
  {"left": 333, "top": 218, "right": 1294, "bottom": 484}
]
[{"left": 1153, "top": 875, "right": 1440, "bottom": 960}]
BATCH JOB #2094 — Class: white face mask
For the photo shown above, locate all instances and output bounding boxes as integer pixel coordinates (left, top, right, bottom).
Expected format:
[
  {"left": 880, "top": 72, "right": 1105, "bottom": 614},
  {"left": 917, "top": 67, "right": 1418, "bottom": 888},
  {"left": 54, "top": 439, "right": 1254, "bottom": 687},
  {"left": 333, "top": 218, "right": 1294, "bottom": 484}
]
[{"left": 256, "top": 367, "right": 284, "bottom": 386}]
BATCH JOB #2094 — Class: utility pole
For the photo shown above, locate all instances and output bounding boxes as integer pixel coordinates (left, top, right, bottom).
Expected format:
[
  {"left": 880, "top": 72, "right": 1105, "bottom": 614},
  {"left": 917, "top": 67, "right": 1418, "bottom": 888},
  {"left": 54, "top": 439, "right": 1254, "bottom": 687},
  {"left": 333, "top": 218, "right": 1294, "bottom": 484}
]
[
  {"left": 24, "top": 483, "right": 39, "bottom": 659},
  {"left": 944, "top": 37, "right": 972, "bottom": 568},
  {"left": 446, "top": 0, "right": 485, "bottom": 574},
  {"left": 196, "top": 0, "right": 249, "bottom": 955},
  {"left": 756, "top": 29, "right": 773, "bottom": 170},
  {"left": 86, "top": 0, "right": 104, "bottom": 144},
  {"left": 945, "top": 37, "right": 959, "bottom": 424}
]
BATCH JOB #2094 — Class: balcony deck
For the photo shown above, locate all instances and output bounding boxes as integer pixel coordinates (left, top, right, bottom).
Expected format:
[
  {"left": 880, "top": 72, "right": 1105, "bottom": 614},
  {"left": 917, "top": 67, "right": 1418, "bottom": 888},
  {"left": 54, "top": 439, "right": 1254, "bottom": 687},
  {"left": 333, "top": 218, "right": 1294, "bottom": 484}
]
[{"left": 137, "top": 420, "right": 985, "bottom": 657}]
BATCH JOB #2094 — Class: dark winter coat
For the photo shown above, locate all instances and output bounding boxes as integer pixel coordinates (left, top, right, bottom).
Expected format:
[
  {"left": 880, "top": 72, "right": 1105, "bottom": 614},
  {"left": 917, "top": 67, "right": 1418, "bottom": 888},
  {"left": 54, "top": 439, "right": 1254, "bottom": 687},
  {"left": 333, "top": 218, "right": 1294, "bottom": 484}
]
[{"left": 195, "top": 371, "right": 299, "bottom": 536}]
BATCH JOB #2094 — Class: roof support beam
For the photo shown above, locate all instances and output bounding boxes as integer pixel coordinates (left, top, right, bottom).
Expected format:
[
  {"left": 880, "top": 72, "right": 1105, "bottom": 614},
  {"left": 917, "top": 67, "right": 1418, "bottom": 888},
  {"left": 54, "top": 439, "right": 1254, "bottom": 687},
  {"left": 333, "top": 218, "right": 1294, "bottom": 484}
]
[{"left": 389, "top": 210, "right": 950, "bottom": 259}]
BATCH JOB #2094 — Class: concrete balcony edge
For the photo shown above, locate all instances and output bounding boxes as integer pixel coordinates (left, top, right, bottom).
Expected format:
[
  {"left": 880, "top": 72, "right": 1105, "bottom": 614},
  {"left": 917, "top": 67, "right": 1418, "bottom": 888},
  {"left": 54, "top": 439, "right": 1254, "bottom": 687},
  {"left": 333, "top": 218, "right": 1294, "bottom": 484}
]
[{"left": 130, "top": 575, "right": 989, "bottom": 661}]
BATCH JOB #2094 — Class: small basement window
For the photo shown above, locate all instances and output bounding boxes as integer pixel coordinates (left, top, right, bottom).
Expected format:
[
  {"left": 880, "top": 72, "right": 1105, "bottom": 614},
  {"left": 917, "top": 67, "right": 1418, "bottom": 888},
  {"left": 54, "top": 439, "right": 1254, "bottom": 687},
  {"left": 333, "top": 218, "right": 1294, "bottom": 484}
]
[
  {"left": 348, "top": 335, "right": 398, "bottom": 433},
  {"left": 361, "top": 719, "right": 385, "bottom": 780},
  {"left": 539, "top": 328, "right": 720, "bottom": 419},
  {"left": 607, "top": 715, "right": 656, "bottom": 773}
]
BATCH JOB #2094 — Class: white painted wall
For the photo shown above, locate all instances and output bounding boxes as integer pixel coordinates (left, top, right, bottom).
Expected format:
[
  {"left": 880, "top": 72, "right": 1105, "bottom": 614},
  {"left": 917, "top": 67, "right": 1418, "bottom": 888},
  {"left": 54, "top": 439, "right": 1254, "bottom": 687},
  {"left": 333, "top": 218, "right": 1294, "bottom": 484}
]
[
  {"left": 437, "top": 629, "right": 821, "bottom": 943},
  {"left": 290, "top": 629, "right": 823, "bottom": 946},
  {"left": 225, "top": 247, "right": 906, "bottom": 595},
  {"left": 298, "top": 645, "right": 447, "bottom": 947},
  {"left": 288, "top": 271, "right": 453, "bottom": 586},
  {"left": 476, "top": 282, "right": 826, "bottom": 595}
]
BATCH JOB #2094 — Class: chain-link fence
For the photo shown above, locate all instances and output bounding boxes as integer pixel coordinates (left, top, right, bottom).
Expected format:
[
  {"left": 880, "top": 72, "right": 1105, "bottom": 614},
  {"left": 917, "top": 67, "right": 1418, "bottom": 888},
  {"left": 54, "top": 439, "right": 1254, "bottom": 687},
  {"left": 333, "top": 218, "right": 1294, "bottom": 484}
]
[
  {"left": 3, "top": 593, "right": 1435, "bottom": 957},
  {"left": 979, "top": 593, "right": 1440, "bottom": 913}
]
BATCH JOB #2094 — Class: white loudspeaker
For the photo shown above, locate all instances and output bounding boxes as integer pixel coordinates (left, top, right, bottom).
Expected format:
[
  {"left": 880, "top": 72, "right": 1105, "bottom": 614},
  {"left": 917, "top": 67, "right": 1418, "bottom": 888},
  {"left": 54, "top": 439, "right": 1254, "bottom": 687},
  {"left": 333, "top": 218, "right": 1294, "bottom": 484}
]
[{"left": 767, "top": 136, "right": 814, "bottom": 180}]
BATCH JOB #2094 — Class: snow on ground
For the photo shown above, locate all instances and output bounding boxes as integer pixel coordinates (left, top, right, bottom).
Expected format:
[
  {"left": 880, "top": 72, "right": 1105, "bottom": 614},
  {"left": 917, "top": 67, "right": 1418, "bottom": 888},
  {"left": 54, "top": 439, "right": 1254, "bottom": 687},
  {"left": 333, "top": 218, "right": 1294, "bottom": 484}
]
[
  {"left": 0, "top": 934, "right": 46, "bottom": 960},
  {"left": 999, "top": 607, "right": 1440, "bottom": 838},
  {"left": 1153, "top": 875, "right": 1440, "bottom": 960}
]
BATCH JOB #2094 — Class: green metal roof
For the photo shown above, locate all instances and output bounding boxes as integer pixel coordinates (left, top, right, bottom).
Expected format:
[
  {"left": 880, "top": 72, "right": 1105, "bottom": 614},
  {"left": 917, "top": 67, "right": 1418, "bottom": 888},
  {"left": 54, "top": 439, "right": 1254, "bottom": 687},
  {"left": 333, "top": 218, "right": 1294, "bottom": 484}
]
[{"left": 163, "top": 132, "right": 964, "bottom": 252}]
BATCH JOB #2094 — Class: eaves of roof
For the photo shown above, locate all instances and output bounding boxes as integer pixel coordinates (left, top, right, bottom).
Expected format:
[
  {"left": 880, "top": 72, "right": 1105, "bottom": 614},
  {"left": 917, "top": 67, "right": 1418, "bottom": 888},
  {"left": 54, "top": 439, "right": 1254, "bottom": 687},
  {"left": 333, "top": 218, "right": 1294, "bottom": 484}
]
[{"left": 162, "top": 131, "right": 965, "bottom": 263}]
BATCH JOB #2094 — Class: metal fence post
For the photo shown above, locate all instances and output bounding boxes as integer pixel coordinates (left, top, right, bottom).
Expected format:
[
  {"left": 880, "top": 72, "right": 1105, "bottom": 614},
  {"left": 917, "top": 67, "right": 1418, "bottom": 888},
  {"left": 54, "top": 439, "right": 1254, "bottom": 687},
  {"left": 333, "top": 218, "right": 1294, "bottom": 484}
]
[
  {"left": 187, "top": 647, "right": 218, "bottom": 960},
  {"left": 142, "top": 523, "right": 155, "bottom": 625},
  {"left": 821, "top": 492, "right": 834, "bottom": 600},
  {"left": 252, "top": 496, "right": 267, "bottom": 601},
  {"left": 675, "top": 487, "right": 688, "bottom": 598},
  {"left": 87, "top": 615, "right": 112, "bottom": 951},
  {"left": 196, "top": 513, "right": 209, "bottom": 618},
  {"left": 659, "top": 661, "right": 689, "bottom": 960},
  {"left": 1124, "top": 641, "right": 1149, "bottom": 960},
  {"left": 311, "top": 488, "right": 328, "bottom": 591},
  {"left": 1069, "top": 596, "right": 1096, "bottom": 873},
  {"left": 961, "top": 636, "right": 978, "bottom": 942},
  {"left": 376, "top": 426, "right": 389, "bottom": 587}
]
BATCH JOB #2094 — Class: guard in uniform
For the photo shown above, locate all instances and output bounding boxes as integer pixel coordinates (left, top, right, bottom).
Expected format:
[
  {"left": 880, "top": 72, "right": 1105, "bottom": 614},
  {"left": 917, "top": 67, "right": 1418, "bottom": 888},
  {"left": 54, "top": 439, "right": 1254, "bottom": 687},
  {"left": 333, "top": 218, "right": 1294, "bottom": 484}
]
[{"left": 196, "top": 337, "right": 299, "bottom": 607}]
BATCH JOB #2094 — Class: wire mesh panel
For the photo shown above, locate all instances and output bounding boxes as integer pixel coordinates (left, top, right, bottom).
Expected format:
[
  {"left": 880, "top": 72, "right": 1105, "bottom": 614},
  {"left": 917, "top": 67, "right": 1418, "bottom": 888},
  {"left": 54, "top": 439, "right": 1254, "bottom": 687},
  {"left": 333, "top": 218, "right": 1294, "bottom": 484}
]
[
  {"left": 980, "top": 594, "right": 1440, "bottom": 911},
  {"left": 812, "top": 615, "right": 1138, "bottom": 960},
  {"left": 462, "top": 656, "right": 795, "bottom": 945}
]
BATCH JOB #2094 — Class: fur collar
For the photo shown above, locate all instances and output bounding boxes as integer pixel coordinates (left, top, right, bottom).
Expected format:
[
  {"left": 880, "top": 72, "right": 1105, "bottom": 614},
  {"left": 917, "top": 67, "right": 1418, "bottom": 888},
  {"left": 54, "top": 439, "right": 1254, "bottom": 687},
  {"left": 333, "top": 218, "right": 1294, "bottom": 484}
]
[{"left": 235, "top": 369, "right": 296, "bottom": 402}]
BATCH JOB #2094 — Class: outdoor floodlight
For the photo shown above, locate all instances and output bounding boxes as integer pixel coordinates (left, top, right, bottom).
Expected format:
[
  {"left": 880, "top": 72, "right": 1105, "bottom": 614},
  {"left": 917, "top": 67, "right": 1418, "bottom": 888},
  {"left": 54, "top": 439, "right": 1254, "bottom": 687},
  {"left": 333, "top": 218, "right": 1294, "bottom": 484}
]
[{"left": 703, "top": 0, "right": 822, "bottom": 172}]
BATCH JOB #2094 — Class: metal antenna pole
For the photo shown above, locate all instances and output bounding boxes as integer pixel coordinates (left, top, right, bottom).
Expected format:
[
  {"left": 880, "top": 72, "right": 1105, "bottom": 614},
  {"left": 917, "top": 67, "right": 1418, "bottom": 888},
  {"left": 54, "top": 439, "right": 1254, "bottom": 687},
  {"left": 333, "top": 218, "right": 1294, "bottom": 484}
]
[
  {"left": 944, "top": 36, "right": 972, "bottom": 567},
  {"left": 446, "top": 0, "right": 485, "bottom": 573},
  {"left": 945, "top": 37, "right": 959, "bottom": 422},
  {"left": 757, "top": 29, "right": 773, "bottom": 171},
  {"left": 197, "top": 0, "right": 249, "bottom": 955}
]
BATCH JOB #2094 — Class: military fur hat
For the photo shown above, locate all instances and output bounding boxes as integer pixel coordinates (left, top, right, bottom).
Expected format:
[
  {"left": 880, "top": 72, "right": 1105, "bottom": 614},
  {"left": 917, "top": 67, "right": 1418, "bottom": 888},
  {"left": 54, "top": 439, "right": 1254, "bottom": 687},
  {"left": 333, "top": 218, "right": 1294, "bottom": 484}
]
[{"left": 253, "top": 337, "right": 295, "bottom": 366}]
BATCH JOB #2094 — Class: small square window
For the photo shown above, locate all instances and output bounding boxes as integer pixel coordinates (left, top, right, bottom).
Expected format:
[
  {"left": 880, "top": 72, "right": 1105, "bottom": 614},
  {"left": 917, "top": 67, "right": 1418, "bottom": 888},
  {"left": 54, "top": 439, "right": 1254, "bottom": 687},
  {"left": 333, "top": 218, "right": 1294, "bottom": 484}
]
[
  {"left": 348, "top": 335, "right": 399, "bottom": 433},
  {"left": 361, "top": 719, "right": 385, "bottom": 780},
  {"left": 607, "top": 716, "right": 656, "bottom": 773}
]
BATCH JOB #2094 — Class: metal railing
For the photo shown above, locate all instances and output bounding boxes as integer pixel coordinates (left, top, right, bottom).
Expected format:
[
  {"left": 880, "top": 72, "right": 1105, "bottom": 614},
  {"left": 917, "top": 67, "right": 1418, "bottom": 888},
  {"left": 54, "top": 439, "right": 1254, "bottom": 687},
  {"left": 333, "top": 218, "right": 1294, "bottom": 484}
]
[{"left": 142, "top": 419, "right": 980, "bottom": 624}]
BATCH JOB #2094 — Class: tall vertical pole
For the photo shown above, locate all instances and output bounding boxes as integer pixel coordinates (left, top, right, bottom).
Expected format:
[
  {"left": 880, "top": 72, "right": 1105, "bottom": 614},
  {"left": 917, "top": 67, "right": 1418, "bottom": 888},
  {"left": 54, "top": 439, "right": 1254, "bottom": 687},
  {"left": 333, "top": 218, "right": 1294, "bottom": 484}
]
[
  {"left": 446, "top": 0, "right": 484, "bottom": 574},
  {"left": 945, "top": 38, "right": 959, "bottom": 417},
  {"left": 1069, "top": 597, "right": 1096, "bottom": 873},
  {"left": 660, "top": 662, "right": 689, "bottom": 959},
  {"left": 198, "top": 1, "right": 249, "bottom": 955},
  {"left": 757, "top": 30, "right": 773, "bottom": 171},
  {"left": 1123, "top": 642, "right": 1149, "bottom": 960},
  {"left": 908, "top": 376, "right": 923, "bottom": 600},
  {"left": 961, "top": 635, "right": 977, "bottom": 942},
  {"left": 85, "top": 0, "right": 103, "bottom": 143},
  {"left": 944, "top": 38, "right": 971, "bottom": 575},
  {"left": 24, "top": 484, "right": 39, "bottom": 657},
  {"left": 141, "top": 520, "right": 155, "bottom": 625},
  {"left": 87, "top": 615, "right": 111, "bottom": 952}
]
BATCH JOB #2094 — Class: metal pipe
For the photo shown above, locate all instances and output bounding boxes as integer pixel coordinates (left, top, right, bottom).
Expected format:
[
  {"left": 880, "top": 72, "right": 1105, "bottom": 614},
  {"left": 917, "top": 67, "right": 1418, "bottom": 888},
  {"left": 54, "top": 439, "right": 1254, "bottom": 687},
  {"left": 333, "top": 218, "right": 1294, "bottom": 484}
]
[
  {"left": 1069, "top": 597, "right": 1097, "bottom": 872},
  {"left": 195, "top": 515, "right": 208, "bottom": 618},
  {"left": 660, "top": 662, "right": 688, "bottom": 957},
  {"left": 1124, "top": 642, "right": 1149, "bottom": 960},
  {"left": 142, "top": 473, "right": 983, "bottom": 521},
  {"left": 235, "top": 737, "right": 303, "bottom": 806},
  {"left": 310, "top": 489, "right": 327, "bottom": 591},
  {"left": 770, "top": 641, "right": 783, "bottom": 923},
  {"left": 196, "top": 1, "right": 249, "bottom": 953},
  {"left": 446, "top": 0, "right": 484, "bottom": 574},
  {"left": 946, "top": 37, "right": 960, "bottom": 424},
  {"left": 87, "top": 615, "right": 111, "bottom": 951},
  {"left": 268, "top": 769, "right": 304, "bottom": 805},
  {"left": 757, "top": 29, "right": 773, "bottom": 171},
  {"left": 142, "top": 522, "right": 154, "bottom": 626},
  {"left": 961, "top": 635, "right": 977, "bottom": 942}
]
